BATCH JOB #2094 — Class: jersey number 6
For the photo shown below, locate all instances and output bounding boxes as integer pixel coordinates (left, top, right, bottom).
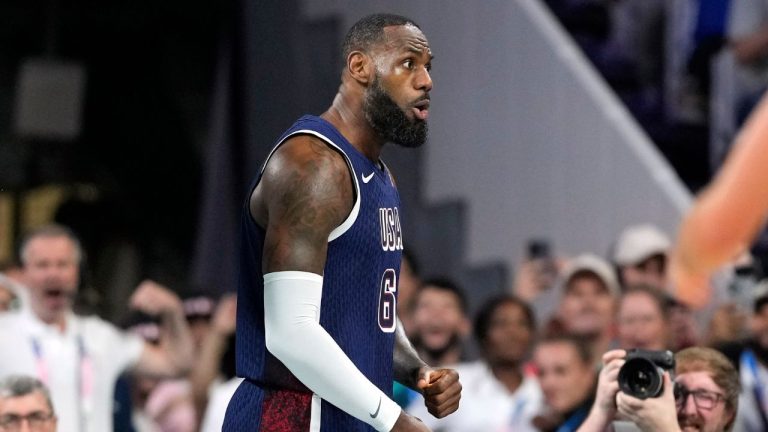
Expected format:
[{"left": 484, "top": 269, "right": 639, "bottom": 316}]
[{"left": 377, "top": 269, "right": 397, "bottom": 333}]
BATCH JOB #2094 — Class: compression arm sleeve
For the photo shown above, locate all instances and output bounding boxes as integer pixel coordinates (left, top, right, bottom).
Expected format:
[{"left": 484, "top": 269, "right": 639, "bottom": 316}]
[{"left": 263, "top": 271, "right": 401, "bottom": 432}]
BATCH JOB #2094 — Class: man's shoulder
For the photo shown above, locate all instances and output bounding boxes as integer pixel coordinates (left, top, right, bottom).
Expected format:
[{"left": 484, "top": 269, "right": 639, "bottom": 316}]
[{"left": 75, "top": 313, "right": 128, "bottom": 338}]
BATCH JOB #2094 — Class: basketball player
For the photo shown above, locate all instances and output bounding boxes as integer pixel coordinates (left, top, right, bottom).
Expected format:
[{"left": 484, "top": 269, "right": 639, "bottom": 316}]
[
  {"left": 223, "top": 14, "right": 461, "bottom": 432},
  {"left": 671, "top": 94, "right": 768, "bottom": 308}
]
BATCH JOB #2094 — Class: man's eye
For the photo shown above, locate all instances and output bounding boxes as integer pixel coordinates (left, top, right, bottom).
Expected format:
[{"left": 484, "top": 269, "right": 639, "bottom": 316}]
[{"left": 403, "top": 60, "right": 413, "bottom": 69}]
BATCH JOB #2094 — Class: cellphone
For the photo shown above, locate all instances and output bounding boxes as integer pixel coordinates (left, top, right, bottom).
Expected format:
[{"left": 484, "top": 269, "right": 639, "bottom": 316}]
[{"left": 527, "top": 239, "right": 551, "bottom": 260}]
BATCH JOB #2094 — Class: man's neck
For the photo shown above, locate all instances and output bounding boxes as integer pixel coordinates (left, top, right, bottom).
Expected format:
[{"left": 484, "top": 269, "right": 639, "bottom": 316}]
[
  {"left": 31, "top": 307, "right": 68, "bottom": 333},
  {"left": 322, "top": 88, "right": 386, "bottom": 161},
  {"left": 489, "top": 363, "right": 523, "bottom": 394}
]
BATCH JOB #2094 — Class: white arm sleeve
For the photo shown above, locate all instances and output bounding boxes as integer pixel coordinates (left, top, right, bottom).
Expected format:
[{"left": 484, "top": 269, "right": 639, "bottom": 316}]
[{"left": 263, "top": 271, "right": 401, "bottom": 432}]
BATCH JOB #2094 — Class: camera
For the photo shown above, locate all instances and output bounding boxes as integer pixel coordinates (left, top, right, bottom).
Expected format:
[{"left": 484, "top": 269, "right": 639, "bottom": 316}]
[{"left": 618, "top": 349, "right": 675, "bottom": 399}]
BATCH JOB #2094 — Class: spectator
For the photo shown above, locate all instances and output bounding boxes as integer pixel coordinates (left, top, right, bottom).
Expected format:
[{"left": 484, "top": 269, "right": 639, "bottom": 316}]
[
  {"left": 190, "top": 294, "right": 240, "bottom": 432},
  {"left": 617, "top": 285, "right": 671, "bottom": 351},
  {"left": 727, "top": 0, "right": 768, "bottom": 125},
  {"left": 715, "top": 281, "right": 768, "bottom": 431},
  {"left": 407, "top": 294, "right": 542, "bottom": 431},
  {"left": 532, "top": 334, "right": 598, "bottom": 432},
  {"left": 0, "top": 224, "right": 194, "bottom": 431},
  {"left": 612, "top": 224, "right": 671, "bottom": 291},
  {"left": 667, "top": 297, "right": 701, "bottom": 351},
  {"left": 555, "top": 254, "right": 620, "bottom": 366},
  {"left": 180, "top": 291, "right": 217, "bottom": 355},
  {"left": 409, "top": 277, "right": 471, "bottom": 367},
  {"left": 0, "top": 260, "right": 27, "bottom": 310},
  {"left": 512, "top": 240, "right": 564, "bottom": 328},
  {"left": 122, "top": 313, "right": 197, "bottom": 432},
  {"left": 578, "top": 347, "right": 739, "bottom": 432},
  {"left": 394, "top": 277, "right": 469, "bottom": 409},
  {"left": 0, "top": 375, "right": 57, "bottom": 432},
  {"left": 706, "top": 303, "right": 748, "bottom": 347}
]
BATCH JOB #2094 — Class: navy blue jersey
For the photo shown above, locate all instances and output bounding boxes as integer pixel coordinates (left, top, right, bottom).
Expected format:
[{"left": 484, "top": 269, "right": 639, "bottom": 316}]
[{"left": 224, "top": 115, "right": 404, "bottom": 431}]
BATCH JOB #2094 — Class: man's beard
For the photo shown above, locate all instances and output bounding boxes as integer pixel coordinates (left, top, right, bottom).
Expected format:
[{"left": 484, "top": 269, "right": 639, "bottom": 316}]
[
  {"left": 363, "top": 76, "right": 428, "bottom": 148},
  {"left": 412, "top": 333, "right": 462, "bottom": 361},
  {"left": 677, "top": 413, "right": 705, "bottom": 431}
]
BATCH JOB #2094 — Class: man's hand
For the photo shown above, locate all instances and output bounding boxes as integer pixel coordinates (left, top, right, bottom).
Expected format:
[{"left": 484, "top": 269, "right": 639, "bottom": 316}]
[
  {"left": 576, "top": 350, "right": 625, "bottom": 432},
  {"left": 391, "top": 411, "right": 431, "bottom": 431},
  {"left": 594, "top": 350, "right": 625, "bottom": 418},
  {"left": 129, "top": 280, "right": 183, "bottom": 316},
  {"left": 616, "top": 372, "right": 681, "bottom": 432},
  {"left": 416, "top": 367, "right": 461, "bottom": 418}
]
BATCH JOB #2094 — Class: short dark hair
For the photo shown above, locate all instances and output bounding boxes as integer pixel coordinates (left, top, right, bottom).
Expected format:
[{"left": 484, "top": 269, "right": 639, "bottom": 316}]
[
  {"left": 473, "top": 294, "right": 536, "bottom": 345},
  {"left": 342, "top": 13, "right": 420, "bottom": 61},
  {"left": 620, "top": 284, "right": 671, "bottom": 320},
  {"left": 18, "top": 224, "right": 84, "bottom": 266},
  {"left": 0, "top": 375, "right": 55, "bottom": 414},
  {"left": 418, "top": 277, "right": 468, "bottom": 315},
  {"left": 536, "top": 333, "right": 593, "bottom": 366}
]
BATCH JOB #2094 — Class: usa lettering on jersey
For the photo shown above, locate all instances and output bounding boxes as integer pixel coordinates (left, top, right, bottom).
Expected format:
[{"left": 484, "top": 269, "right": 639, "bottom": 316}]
[{"left": 379, "top": 207, "right": 403, "bottom": 251}]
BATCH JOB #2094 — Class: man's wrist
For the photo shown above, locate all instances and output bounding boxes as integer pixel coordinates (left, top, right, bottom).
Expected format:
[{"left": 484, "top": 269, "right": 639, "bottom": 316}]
[{"left": 373, "top": 398, "right": 401, "bottom": 432}]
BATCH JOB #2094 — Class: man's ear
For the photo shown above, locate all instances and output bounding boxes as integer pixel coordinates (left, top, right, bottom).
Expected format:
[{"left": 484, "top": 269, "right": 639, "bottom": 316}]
[{"left": 347, "top": 51, "right": 373, "bottom": 85}]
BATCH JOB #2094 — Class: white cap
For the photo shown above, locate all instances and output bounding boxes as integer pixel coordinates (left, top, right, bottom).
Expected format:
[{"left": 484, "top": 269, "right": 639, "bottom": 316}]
[
  {"left": 613, "top": 224, "right": 671, "bottom": 266},
  {"left": 562, "top": 253, "right": 620, "bottom": 297}
]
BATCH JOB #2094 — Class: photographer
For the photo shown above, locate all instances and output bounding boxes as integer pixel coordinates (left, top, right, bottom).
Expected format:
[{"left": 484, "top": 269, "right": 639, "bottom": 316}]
[{"left": 578, "top": 347, "right": 739, "bottom": 432}]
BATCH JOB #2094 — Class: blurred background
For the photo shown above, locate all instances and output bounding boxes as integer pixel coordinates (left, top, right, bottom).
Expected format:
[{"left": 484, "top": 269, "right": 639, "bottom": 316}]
[{"left": 0, "top": 0, "right": 762, "bottom": 320}]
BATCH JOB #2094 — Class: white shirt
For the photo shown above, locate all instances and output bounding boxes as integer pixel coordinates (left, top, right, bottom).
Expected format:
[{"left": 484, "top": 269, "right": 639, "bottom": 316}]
[
  {"left": 200, "top": 377, "right": 244, "bottom": 432},
  {"left": 406, "top": 361, "right": 543, "bottom": 432},
  {"left": 0, "top": 309, "right": 144, "bottom": 432}
]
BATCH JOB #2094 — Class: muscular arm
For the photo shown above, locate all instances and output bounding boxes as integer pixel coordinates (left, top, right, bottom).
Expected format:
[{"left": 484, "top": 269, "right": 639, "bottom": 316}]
[
  {"left": 672, "top": 95, "right": 768, "bottom": 306},
  {"left": 254, "top": 136, "right": 408, "bottom": 431},
  {"left": 393, "top": 318, "right": 429, "bottom": 390}
]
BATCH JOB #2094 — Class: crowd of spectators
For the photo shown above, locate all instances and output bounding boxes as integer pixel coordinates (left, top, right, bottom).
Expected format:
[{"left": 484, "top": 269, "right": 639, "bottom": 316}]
[{"left": 395, "top": 221, "right": 766, "bottom": 431}]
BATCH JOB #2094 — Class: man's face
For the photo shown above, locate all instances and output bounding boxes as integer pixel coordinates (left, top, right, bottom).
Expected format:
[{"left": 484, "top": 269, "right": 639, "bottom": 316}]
[
  {"left": 0, "top": 392, "right": 57, "bottom": 432},
  {"left": 483, "top": 302, "right": 533, "bottom": 365},
  {"left": 412, "top": 286, "right": 468, "bottom": 356},
  {"left": 617, "top": 291, "right": 668, "bottom": 350},
  {"left": 675, "top": 371, "right": 733, "bottom": 432},
  {"left": 559, "top": 274, "right": 615, "bottom": 337},
  {"left": 363, "top": 24, "right": 432, "bottom": 148},
  {"left": 534, "top": 341, "right": 595, "bottom": 414},
  {"left": 621, "top": 255, "right": 667, "bottom": 289},
  {"left": 22, "top": 236, "right": 80, "bottom": 324}
]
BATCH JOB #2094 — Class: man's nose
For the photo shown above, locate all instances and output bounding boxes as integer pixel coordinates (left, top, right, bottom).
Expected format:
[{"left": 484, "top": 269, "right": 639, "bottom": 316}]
[
  {"left": 415, "top": 68, "right": 432, "bottom": 92},
  {"left": 680, "top": 392, "right": 698, "bottom": 414}
]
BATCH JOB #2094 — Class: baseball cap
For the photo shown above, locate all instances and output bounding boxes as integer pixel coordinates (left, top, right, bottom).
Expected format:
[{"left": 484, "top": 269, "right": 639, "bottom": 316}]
[
  {"left": 613, "top": 224, "right": 671, "bottom": 266},
  {"left": 561, "top": 253, "right": 620, "bottom": 297}
]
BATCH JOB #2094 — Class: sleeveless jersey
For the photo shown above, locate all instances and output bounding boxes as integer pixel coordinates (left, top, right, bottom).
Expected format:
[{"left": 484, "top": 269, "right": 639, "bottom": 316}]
[{"left": 224, "top": 115, "right": 404, "bottom": 431}]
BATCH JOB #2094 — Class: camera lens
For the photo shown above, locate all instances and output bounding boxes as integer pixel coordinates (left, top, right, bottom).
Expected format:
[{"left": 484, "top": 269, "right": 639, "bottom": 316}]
[{"left": 618, "top": 357, "right": 663, "bottom": 399}]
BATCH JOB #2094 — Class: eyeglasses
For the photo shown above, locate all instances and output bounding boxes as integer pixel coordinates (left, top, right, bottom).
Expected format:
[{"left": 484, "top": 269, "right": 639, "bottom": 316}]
[
  {"left": 0, "top": 412, "right": 55, "bottom": 431},
  {"left": 674, "top": 384, "right": 725, "bottom": 410}
]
